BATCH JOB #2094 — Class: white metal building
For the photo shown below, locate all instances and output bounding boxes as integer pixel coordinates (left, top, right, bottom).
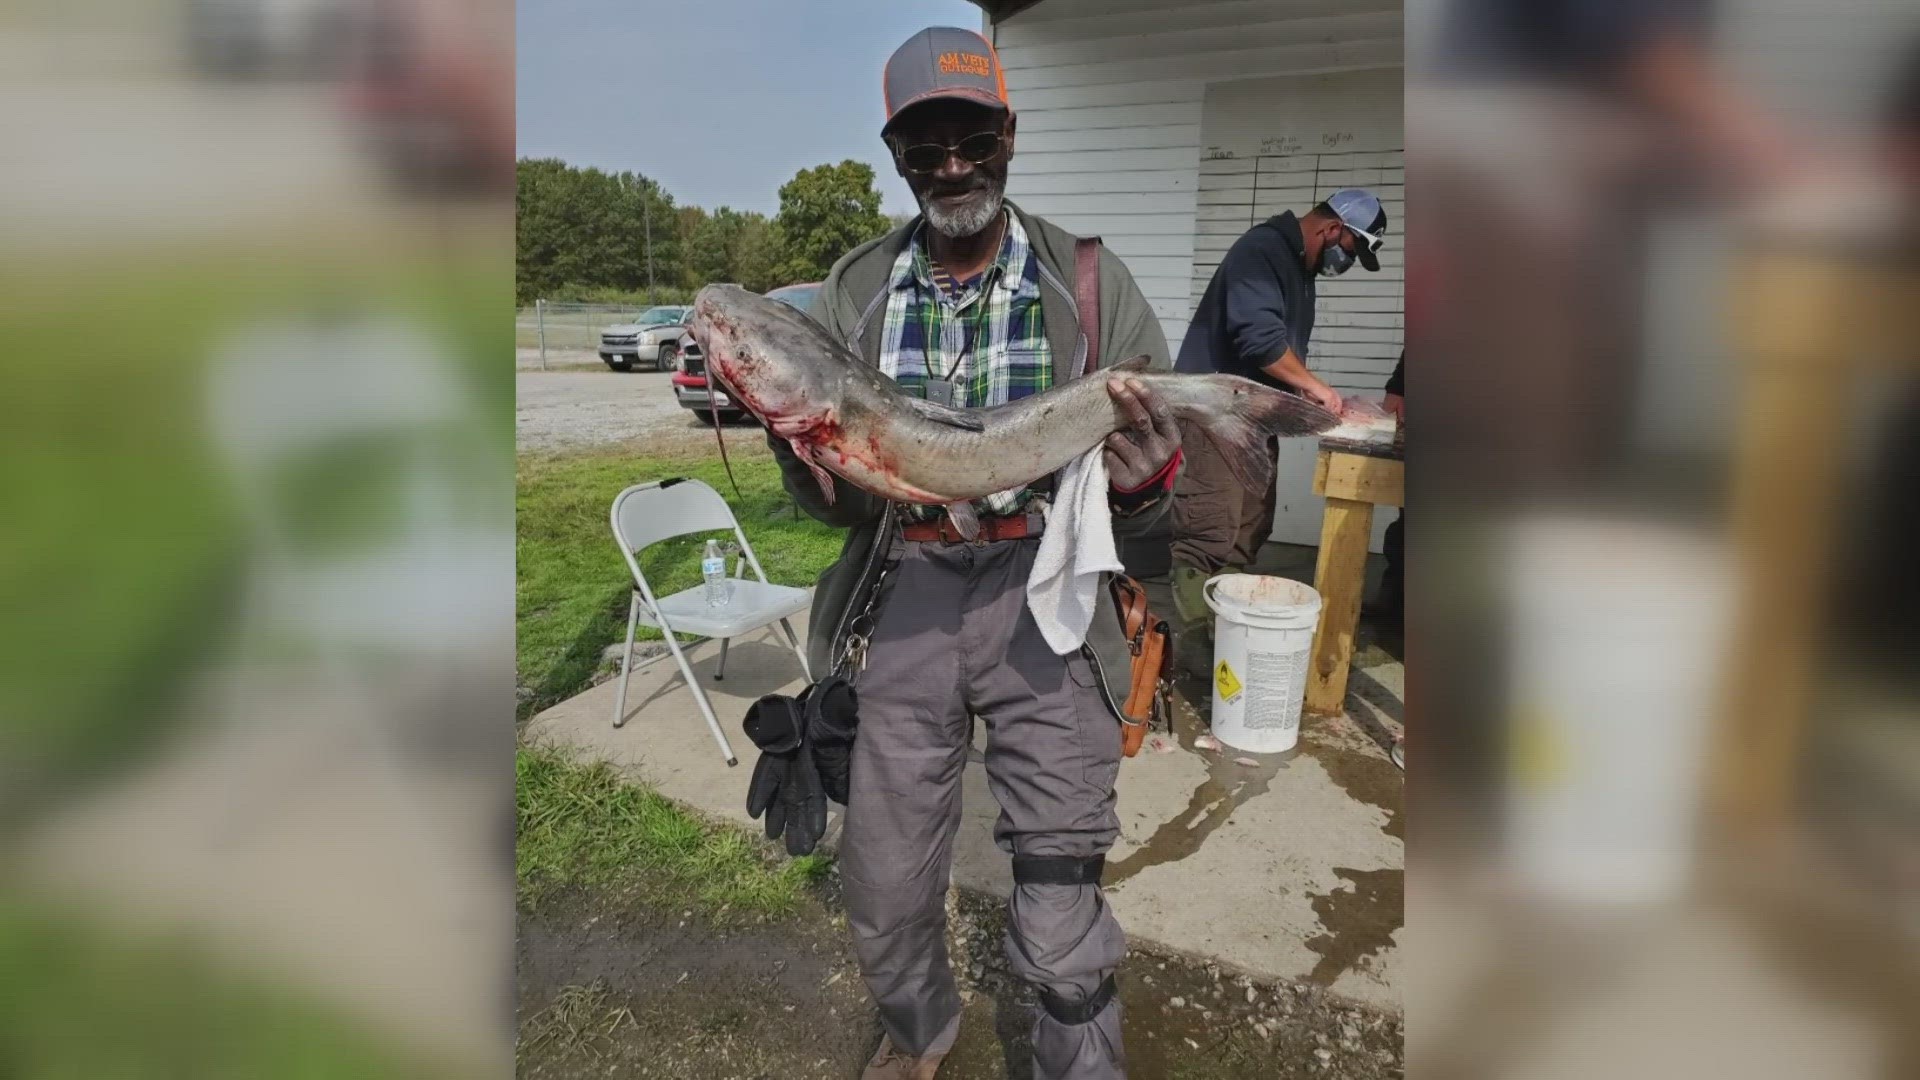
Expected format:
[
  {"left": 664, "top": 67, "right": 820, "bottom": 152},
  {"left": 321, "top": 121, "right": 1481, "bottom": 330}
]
[{"left": 972, "top": 0, "right": 1404, "bottom": 549}]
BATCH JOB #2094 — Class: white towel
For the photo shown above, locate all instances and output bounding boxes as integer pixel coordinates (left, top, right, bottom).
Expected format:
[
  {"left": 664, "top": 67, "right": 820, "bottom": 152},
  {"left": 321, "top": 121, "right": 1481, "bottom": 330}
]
[{"left": 1027, "top": 448, "right": 1124, "bottom": 654}]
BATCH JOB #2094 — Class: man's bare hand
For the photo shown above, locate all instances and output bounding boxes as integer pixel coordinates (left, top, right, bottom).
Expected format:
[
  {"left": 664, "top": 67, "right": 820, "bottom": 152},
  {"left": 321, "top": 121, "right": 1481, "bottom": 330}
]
[
  {"left": 1303, "top": 378, "right": 1343, "bottom": 415},
  {"left": 1384, "top": 392, "right": 1404, "bottom": 422},
  {"left": 1104, "top": 376, "right": 1181, "bottom": 490}
]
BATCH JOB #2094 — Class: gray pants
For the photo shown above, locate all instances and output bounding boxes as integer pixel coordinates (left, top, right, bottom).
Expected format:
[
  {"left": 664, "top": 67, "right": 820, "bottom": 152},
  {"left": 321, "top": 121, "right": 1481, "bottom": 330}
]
[{"left": 841, "top": 535, "right": 1128, "bottom": 1079}]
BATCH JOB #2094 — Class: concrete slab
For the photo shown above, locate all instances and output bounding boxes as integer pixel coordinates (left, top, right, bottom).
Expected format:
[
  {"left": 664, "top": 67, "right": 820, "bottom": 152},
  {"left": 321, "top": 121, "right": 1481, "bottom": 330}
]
[{"left": 526, "top": 574, "right": 1404, "bottom": 1011}]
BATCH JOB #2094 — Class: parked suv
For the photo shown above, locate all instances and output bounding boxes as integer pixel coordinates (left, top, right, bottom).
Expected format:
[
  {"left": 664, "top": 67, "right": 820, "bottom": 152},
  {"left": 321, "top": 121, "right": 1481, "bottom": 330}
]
[
  {"left": 671, "top": 283, "right": 820, "bottom": 421},
  {"left": 599, "top": 306, "right": 690, "bottom": 372}
]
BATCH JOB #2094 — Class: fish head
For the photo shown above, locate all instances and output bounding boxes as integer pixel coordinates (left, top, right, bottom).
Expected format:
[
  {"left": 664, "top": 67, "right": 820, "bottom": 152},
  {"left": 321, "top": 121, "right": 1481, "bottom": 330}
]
[{"left": 689, "top": 284, "right": 839, "bottom": 429}]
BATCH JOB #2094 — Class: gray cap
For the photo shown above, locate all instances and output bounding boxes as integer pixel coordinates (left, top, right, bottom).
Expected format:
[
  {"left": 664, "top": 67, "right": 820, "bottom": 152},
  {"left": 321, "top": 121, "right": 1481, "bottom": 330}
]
[
  {"left": 1325, "top": 188, "right": 1388, "bottom": 271},
  {"left": 882, "top": 27, "right": 1011, "bottom": 135}
]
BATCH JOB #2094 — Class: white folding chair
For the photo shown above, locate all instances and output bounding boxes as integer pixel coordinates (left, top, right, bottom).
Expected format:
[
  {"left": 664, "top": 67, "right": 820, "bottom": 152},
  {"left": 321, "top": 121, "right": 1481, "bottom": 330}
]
[{"left": 610, "top": 479, "right": 813, "bottom": 765}]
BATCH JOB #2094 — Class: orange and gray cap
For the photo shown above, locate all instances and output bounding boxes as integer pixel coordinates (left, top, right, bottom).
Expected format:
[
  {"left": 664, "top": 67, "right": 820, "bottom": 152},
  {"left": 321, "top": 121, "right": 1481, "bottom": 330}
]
[{"left": 882, "top": 26, "right": 1011, "bottom": 135}]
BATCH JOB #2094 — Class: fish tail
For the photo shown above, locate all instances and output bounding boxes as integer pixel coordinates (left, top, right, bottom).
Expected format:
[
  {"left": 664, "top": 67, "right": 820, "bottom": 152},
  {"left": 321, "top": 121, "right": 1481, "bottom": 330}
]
[{"left": 1162, "top": 374, "right": 1341, "bottom": 491}]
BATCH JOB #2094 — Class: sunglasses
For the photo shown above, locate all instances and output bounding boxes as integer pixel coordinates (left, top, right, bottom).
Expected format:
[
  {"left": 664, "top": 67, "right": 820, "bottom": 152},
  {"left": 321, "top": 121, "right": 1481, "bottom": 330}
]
[
  {"left": 891, "top": 130, "right": 1006, "bottom": 175},
  {"left": 1343, "top": 221, "right": 1386, "bottom": 253}
]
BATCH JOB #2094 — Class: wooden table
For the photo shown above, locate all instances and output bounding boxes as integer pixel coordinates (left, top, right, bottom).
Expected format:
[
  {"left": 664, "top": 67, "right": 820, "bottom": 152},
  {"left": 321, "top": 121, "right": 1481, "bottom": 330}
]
[{"left": 1305, "top": 439, "right": 1403, "bottom": 716}]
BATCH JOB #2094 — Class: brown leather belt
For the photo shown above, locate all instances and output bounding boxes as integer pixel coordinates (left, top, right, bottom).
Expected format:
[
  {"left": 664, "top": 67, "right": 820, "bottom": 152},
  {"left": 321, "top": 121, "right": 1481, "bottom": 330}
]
[{"left": 901, "top": 511, "right": 1046, "bottom": 544}]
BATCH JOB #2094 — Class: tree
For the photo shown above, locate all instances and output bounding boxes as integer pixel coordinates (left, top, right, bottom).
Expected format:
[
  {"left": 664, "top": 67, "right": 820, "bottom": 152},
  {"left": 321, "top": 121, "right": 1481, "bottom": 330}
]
[
  {"left": 679, "top": 206, "right": 781, "bottom": 292},
  {"left": 733, "top": 214, "right": 779, "bottom": 293},
  {"left": 515, "top": 158, "right": 682, "bottom": 304},
  {"left": 685, "top": 206, "right": 746, "bottom": 286},
  {"left": 770, "top": 160, "right": 890, "bottom": 285},
  {"left": 677, "top": 205, "right": 708, "bottom": 244},
  {"left": 675, "top": 206, "right": 708, "bottom": 288}
]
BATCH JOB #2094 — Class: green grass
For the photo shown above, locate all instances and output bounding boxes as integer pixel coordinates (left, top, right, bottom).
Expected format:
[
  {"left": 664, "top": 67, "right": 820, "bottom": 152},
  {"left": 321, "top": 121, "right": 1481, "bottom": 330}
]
[
  {"left": 515, "top": 744, "right": 828, "bottom": 912},
  {"left": 515, "top": 447, "right": 842, "bottom": 718},
  {"left": 0, "top": 253, "right": 510, "bottom": 815},
  {"left": 0, "top": 899, "right": 453, "bottom": 1079}
]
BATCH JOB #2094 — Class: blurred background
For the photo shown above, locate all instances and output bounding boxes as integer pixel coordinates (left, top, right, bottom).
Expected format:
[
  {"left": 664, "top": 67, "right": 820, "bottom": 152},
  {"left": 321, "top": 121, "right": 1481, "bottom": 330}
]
[
  {"left": 1, "top": 0, "right": 514, "bottom": 1076},
  {"left": 9, "top": 0, "right": 1920, "bottom": 1075},
  {"left": 1408, "top": 0, "right": 1919, "bottom": 1077}
]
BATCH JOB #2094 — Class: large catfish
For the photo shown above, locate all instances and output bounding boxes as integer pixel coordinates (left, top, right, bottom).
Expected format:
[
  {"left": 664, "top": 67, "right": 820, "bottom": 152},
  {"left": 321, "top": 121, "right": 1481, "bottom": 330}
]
[{"left": 688, "top": 284, "right": 1369, "bottom": 537}]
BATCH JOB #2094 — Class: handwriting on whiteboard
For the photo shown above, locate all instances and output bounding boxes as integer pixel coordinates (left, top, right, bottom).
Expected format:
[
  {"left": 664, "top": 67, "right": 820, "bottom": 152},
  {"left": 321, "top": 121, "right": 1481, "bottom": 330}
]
[
  {"left": 1213, "top": 132, "right": 1363, "bottom": 160},
  {"left": 1241, "top": 132, "right": 1359, "bottom": 157}
]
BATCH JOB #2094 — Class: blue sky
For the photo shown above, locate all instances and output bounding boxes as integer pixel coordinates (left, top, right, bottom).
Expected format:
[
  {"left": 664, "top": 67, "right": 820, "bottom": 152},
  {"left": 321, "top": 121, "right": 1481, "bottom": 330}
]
[{"left": 516, "top": 0, "right": 984, "bottom": 216}]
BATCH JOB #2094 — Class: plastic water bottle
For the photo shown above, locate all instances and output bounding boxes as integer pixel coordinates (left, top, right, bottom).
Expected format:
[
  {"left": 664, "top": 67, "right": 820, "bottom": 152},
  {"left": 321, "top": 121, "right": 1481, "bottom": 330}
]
[{"left": 702, "top": 539, "right": 729, "bottom": 608}]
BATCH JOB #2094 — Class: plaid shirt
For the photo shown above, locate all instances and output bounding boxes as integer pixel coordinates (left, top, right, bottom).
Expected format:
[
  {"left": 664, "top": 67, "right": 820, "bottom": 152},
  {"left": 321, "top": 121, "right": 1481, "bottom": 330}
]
[{"left": 880, "top": 210, "right": 1052, "bottom": 520}]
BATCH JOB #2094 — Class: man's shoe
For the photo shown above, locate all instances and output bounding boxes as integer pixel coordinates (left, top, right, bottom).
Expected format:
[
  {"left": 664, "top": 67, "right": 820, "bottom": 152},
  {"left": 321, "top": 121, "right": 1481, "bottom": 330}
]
[{"left": 862, "top": 1035, "right": 946, "bottom": 1080}]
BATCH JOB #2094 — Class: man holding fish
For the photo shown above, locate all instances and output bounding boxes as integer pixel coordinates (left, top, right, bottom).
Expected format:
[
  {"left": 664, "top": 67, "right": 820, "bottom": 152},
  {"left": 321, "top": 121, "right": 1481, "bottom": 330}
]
[
  {"left": 690, "top": 27, "right": 1363, "bottom": 1078},
  {"left": 743, "top": 26, "right": 1182, "bottom": 1080}
]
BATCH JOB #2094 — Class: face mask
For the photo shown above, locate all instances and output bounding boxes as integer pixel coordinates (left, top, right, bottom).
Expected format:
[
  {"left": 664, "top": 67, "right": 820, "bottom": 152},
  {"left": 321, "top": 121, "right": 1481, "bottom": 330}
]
[{"left": 1317, "top": 238, "right": 1355, "bottom": 277}]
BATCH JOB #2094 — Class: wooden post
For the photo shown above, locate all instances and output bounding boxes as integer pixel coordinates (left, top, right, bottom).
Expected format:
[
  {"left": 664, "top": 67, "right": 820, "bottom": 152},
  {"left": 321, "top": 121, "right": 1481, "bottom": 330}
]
[
  {"left": 1305, "top": 448, "right": 1404, "bottom": 716},
  {"left": 1711, "top": 239, "right": 1920, "bottom": 828},
  {"left": 1712, "top": 254, "right": 1859, "bottom": 826},
  {"left": 1307, "top": 494, "right": 1375, "bottom": 715}
]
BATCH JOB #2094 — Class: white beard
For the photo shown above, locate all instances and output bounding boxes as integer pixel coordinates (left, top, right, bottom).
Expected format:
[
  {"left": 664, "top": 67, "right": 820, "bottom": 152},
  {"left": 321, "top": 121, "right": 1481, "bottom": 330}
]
[{"left": 921, "top": 176, "right": 1006, "bottom": 239}]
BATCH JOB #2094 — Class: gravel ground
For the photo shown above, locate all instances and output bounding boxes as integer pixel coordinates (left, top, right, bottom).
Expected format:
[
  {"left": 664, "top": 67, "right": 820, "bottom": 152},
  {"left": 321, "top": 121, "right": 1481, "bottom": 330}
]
[
  {"left": 516, "top": 367, "right": 757, "bottom": 455},
  {"left": 518, "top": 872, "right": 1403, "bottom": 1079}
]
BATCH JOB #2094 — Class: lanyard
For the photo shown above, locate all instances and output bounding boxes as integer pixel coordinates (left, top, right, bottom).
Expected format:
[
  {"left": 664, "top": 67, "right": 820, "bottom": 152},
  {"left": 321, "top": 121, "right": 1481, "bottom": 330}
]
[{"left": 922, "top": 218, "right": 1005, "bottom": 393}]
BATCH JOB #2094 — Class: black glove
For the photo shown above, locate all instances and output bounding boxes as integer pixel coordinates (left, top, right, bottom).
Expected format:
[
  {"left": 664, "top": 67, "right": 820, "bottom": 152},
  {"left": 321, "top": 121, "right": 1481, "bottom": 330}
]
[
  {"left": 805, "top": 676, "right": 860, "bottom": 806},
  {"left": 743, "top": 692, "right": 828, "bottom": 856}
]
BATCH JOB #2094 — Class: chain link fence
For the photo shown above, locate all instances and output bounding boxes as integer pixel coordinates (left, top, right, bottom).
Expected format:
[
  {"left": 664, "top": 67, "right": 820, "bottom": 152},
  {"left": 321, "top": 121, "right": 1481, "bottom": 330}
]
[
  {"left": 515, "top": 302, "right": 636, "bottom": 359},
  {"left": 516, "top": 301, "right": 695, "bottom": 368}
]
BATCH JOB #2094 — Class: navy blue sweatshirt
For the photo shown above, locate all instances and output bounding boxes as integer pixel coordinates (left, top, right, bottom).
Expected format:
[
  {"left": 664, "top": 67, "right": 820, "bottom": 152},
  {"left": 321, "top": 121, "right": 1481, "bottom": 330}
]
[{"left": 1174, "top": 211, "right": 1314, "bottom": 393}]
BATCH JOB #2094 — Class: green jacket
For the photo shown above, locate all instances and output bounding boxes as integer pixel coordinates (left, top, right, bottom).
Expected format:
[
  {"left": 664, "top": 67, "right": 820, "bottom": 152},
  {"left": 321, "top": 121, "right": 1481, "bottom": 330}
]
[{"left": 770, "top": 201, "right": 1175, "bottom": 711}]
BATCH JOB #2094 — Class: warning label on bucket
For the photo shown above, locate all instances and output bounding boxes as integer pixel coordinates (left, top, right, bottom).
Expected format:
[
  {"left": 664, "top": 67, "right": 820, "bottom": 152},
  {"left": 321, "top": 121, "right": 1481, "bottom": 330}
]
[
  {"left": 1244, "top": 648, "right": 1308, "bottom": 731},
  {"left": 1214, "top": 660, "right": 1244, "bottom": 703}
]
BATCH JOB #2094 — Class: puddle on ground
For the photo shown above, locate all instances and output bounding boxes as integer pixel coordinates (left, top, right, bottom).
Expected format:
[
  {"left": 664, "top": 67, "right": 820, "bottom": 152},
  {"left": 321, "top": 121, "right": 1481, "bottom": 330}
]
[
  {"left": 1300, "top": 730, "right": 1403, "bottom": 842},
  {"left": 1101, "top": 666, "right": 1406, "bottom": 991},
  {"left": 1102, "top": 677, "right": 1293, "bottom": 888},
  {"left": 1297, "top": 720, "right": 1404, "bottom": 987},
  {"left": 1303, "top": 867, "right": 1403, "bottom": 987},
  {"left": 1104, "top": 672, "right": 1405, "bottom": 886}
]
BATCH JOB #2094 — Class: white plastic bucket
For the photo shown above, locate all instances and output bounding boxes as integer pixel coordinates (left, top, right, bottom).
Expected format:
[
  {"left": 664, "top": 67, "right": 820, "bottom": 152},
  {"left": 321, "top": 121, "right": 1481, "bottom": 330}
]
[
  {"left": 1499, "top": 514, "right": 1732, "bottom": 909},
  {"left": 1203, "top": 575, "right": 1322, "bottom": 754}
]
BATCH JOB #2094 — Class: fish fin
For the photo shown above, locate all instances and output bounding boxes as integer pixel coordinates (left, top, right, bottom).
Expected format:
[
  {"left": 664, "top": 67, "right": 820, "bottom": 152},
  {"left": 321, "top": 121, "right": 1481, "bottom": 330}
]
[
  {"left": 790, "top": 442, "right": 838, "bottom": 506},
  {"left": 945, "top": 501, "right": 981, "bottom": 541},
  {"left": 1102, "top": 354, "right": 1154, "bottom": 374},
  {"left": 1177, "top": 376, "right": 1342, "bottom": 493},
  {"left": 903, "top": 395, "right": 987, "bottom": 432}
]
